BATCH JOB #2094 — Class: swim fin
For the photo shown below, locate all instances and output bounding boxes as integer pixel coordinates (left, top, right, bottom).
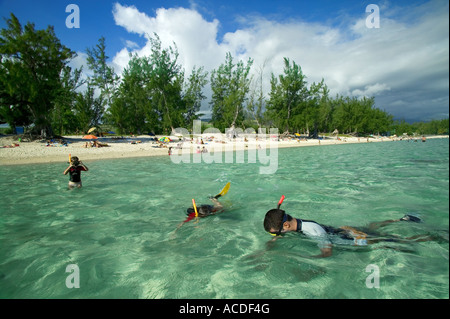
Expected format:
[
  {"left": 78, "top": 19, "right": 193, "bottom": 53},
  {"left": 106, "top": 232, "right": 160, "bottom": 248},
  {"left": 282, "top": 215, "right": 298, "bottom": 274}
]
[{"left": 214, "top": 182, "right": 230, "bottom": 199}]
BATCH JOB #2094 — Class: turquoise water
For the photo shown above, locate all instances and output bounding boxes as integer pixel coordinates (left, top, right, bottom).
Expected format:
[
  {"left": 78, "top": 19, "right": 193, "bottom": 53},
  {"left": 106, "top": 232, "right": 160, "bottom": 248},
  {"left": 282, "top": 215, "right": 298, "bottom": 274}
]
[{"left": 0, "top": 138, "right": 448, "bottom": 299}]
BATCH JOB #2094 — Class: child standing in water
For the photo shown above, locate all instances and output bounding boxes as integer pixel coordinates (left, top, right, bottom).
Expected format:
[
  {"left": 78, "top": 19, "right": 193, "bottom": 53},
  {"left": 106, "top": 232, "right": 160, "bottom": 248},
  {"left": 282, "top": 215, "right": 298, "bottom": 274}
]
[{"left": 63, "top": 156, "right": 88, "bottom": 189}]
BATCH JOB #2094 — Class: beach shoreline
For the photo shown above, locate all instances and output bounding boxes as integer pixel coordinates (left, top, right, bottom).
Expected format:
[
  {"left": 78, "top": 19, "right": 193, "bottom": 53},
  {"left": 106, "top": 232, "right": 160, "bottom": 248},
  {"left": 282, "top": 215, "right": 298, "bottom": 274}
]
[{"left": 0, "top": 134, "right": 447, "bottom": 166}]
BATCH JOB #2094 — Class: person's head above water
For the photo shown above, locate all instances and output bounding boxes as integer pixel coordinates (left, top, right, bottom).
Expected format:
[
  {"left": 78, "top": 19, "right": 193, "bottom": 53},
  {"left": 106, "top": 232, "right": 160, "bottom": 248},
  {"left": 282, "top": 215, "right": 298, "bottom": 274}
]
[
  {"left": 264, "top": 208, "right": 293, "bottom": 236},
  {"left": 71, "top": 156, "right": 80, "bottom": 166},
  {"left": 187, "top": 205, "right": 212, "bottom": 217}
]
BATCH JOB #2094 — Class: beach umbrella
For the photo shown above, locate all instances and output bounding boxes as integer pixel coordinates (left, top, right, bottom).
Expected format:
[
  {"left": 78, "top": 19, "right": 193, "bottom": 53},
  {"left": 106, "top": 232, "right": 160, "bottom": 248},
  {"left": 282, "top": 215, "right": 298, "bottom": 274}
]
[
  {"left": 159, "top": 137, "right": 171, "bottom": 142},
  {"left": 82, "top": 135, "right": 98, "bottom": 140},
  {"left": 87, "top": 127, "right": 98, "bottom": 134}
]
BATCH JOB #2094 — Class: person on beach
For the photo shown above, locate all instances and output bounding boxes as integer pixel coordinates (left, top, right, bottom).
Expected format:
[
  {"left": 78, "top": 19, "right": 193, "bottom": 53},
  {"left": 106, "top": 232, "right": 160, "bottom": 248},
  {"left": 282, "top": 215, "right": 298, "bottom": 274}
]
[
  {"left": 63, "top": 156, "right": 88, "bottom": 189},
  {"left": 264, "top": 208, "right": 429, "bottom": 258}
]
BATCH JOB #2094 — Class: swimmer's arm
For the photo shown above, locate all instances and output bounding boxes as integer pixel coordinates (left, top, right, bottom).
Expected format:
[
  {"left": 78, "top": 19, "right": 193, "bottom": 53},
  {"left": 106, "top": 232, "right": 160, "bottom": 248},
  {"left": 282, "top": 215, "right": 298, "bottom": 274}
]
[
  {"left": 242, "top": 238, "right": 278, "bottom": 261},
  {"left": 79, "top": 161, "right": 88, "bottom": 171},
  {"left": 209, "top": 197, "right": 223, "bottom": 212},
  {"left": 312, "top": 246, "right": 333, "bottom": 258},
  {"left": 63, "top": 166, "right": 72, "bottom": 175}
]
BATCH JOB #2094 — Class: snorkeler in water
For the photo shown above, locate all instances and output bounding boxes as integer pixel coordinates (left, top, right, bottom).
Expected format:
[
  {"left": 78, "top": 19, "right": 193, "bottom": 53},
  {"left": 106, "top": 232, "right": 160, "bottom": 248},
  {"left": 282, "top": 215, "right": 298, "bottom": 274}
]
[
  {"left": 183, "top": 182, "right": 230, "bottom": 223},
  {"left": 171, "top": 183, "right": 230, "bottom": 236},
  {"left": 263, "top": 195, "right": 443, "bottom": 258},
  {"left": 63, "top": 156, "right": 88, "bottom": 189},
  {"left": 170, "top": 182, "right": 231, "bottom": 237},
  {"left": 184, "top": 197, "right": 224, "bottom": 222}
]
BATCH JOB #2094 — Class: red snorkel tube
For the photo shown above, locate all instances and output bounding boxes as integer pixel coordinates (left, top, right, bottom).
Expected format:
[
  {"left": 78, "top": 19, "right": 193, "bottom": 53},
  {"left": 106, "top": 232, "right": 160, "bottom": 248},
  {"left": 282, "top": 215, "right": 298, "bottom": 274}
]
[
  {"left": 267, "top": 195, "right": 286, "bottom": 237},
  {"left": 277, "top": 195, "right": 285, "bottom": 210}
]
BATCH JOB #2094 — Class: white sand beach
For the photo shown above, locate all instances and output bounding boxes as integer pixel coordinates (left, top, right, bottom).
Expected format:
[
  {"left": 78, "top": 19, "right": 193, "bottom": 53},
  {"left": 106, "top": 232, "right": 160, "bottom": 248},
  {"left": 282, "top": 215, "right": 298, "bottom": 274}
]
[{"left": 0, "top": 133, "right": 446, "bottom": 166}]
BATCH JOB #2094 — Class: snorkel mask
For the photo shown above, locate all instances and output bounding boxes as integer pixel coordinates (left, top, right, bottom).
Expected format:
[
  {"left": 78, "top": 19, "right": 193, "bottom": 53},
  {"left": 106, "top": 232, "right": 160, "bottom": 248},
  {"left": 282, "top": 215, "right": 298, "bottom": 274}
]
[
  {"left": 269, "top": 195, "right": 286, "bottom": 237},
  {"left": 71, "top": 156, "right": 80, "bottom": 166}
]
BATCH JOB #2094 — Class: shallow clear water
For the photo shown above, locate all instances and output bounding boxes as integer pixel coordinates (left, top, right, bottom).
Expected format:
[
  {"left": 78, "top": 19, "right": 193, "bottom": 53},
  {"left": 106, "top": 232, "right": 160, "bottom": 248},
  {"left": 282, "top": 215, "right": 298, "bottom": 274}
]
[{"left": 1, "top": 138, "right": 448, "bottom": 299}]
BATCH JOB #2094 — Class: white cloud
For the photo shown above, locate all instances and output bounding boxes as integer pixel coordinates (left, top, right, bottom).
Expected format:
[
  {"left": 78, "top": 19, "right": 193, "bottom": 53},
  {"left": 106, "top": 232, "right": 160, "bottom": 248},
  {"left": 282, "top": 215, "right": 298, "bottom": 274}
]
[
  {"left": 125, "top": 40, "right": 139, "bottom": 49},
  {"left": 351, "top": 83, "right": 391, "bottom": 98},
  {"left": 112, "top": 3, "right": 223, "bottom": 74},
  {"left": 110, "top": 1, "right": 448, "bottom": 122},
  {"left": 112, "top": 3, "right": 154, "bottom": 35},
  {"left": 111, "top": 47, "right": 132, "bottom": 74},
  {"left": 69, "top": 51, "right": 90, "bottom": 74}
]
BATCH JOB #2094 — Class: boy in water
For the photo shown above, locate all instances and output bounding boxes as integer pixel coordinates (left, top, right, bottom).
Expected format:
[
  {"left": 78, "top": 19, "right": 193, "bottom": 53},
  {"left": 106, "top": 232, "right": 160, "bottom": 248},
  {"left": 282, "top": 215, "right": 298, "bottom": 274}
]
[
  {"left": 171, "top": 185, "right": 229, "bottom": 236},
  {"left": 184, "top": 197, "right": 224, "bottom": 222},
  {"left": 63, "top": 156, "right": 88, "bottom": 188},
  {"left": 176, "top": 182, "right": 230, "bottom": 229},
  {"left": 264, "top": 208, "right": 425, "bottom": 258}
]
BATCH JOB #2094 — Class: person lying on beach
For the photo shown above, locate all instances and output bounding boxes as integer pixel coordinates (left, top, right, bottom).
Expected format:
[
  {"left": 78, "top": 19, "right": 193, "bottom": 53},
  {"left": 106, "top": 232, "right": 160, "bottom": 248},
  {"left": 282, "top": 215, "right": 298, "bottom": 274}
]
[
  {"left": 2, "top": 143, "right": 20, "bottom": 148},
  {"left": 63, "top": 156, "right": 89, "bottom": 189},
  {"left": 264, "top": 205, "right": 434, "bottom": 258},
  {"left": 84, "top": 141, "right": 109, "bottom": 148},
  {"left": 93, "top": 140, "right": 109, "bottom": 147}
]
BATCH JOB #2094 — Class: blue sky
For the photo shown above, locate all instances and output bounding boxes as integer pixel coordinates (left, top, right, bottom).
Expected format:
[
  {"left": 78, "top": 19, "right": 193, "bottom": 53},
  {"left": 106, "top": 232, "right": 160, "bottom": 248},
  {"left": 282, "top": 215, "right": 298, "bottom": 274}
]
[{"left": 1, "top": 0, "right": 448, "bottom": 122}]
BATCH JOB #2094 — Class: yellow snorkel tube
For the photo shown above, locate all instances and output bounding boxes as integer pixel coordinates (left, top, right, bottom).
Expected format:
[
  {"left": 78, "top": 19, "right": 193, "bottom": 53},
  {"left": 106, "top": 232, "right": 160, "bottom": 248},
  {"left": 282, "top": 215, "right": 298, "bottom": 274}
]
[{"left": 192, "top": 198, "right": 198, "bottom": 217}]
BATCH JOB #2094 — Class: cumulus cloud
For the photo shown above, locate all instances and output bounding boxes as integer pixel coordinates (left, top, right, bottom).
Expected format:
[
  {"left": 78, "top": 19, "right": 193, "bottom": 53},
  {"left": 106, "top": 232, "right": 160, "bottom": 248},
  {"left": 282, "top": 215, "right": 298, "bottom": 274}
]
[
  {"left": 112, "top": 3, "right": 223, "bottom": 74},
  {"left": 110, "top": 1, "right": 448, "bottom": 122}
]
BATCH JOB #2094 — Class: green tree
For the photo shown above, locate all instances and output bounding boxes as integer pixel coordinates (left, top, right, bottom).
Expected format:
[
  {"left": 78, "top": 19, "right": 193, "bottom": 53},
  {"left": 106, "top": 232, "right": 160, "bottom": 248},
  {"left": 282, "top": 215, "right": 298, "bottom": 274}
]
[
  {"left": 331, "top": 95, "right": 393, "bottom": 135},
  {"left": 266, "top": 58, "right": 308, "bottom": 134},
  {"left": 148, "top": 34, "right": 185, "bottom": 134},
  {"left": 0, "top": 13, "right": 76, "bottom": 137},
  {"left": 210, "top": 52, "right": 253, "bottom": 131},
  {"left": 316, "top": 82, "right": 333, "bottom": 133},
  {"left": 51, "top": 66, "right": 84, "bottom": 135},
  {"left": 246, "top": 60, "right": 267, "bottom": 130},
  {"left": 108, "top": 34, "right": 194, "bottom": 135},
  {"left": 184, "top": 66, "right": 208, "bottom": 125},
  {"left": 86, "top": 36, "right": 117, "bottom": 109},
  {"left": 74, "top": 84, "right": 104, "bottom": 134},
  {"left": 107, "top": 54, "right": 153, "bottom": 135},
  {"left": 300, "top": 79, "right": 328, "bottom": 137}
]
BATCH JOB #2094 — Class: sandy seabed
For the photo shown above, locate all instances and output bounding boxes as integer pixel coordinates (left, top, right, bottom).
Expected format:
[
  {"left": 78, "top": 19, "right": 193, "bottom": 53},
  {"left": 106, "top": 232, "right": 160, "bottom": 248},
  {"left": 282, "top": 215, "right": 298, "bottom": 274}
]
[{"left": 0, "top": 133, "right": 446, "bottom": 166}]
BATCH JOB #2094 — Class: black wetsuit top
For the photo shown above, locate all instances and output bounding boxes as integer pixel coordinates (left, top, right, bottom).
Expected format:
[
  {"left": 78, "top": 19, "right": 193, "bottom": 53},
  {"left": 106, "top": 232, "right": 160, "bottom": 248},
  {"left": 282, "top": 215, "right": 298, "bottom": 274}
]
[{"left": 69, "top": 166, "right": 86, "bottom": 183}]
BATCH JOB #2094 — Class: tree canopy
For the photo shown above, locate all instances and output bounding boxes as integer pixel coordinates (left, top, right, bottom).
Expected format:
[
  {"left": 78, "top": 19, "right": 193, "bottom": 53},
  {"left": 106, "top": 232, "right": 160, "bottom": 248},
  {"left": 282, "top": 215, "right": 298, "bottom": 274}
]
[{"left": 0, "top": 13, "right": 76, "bottom": 136}]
